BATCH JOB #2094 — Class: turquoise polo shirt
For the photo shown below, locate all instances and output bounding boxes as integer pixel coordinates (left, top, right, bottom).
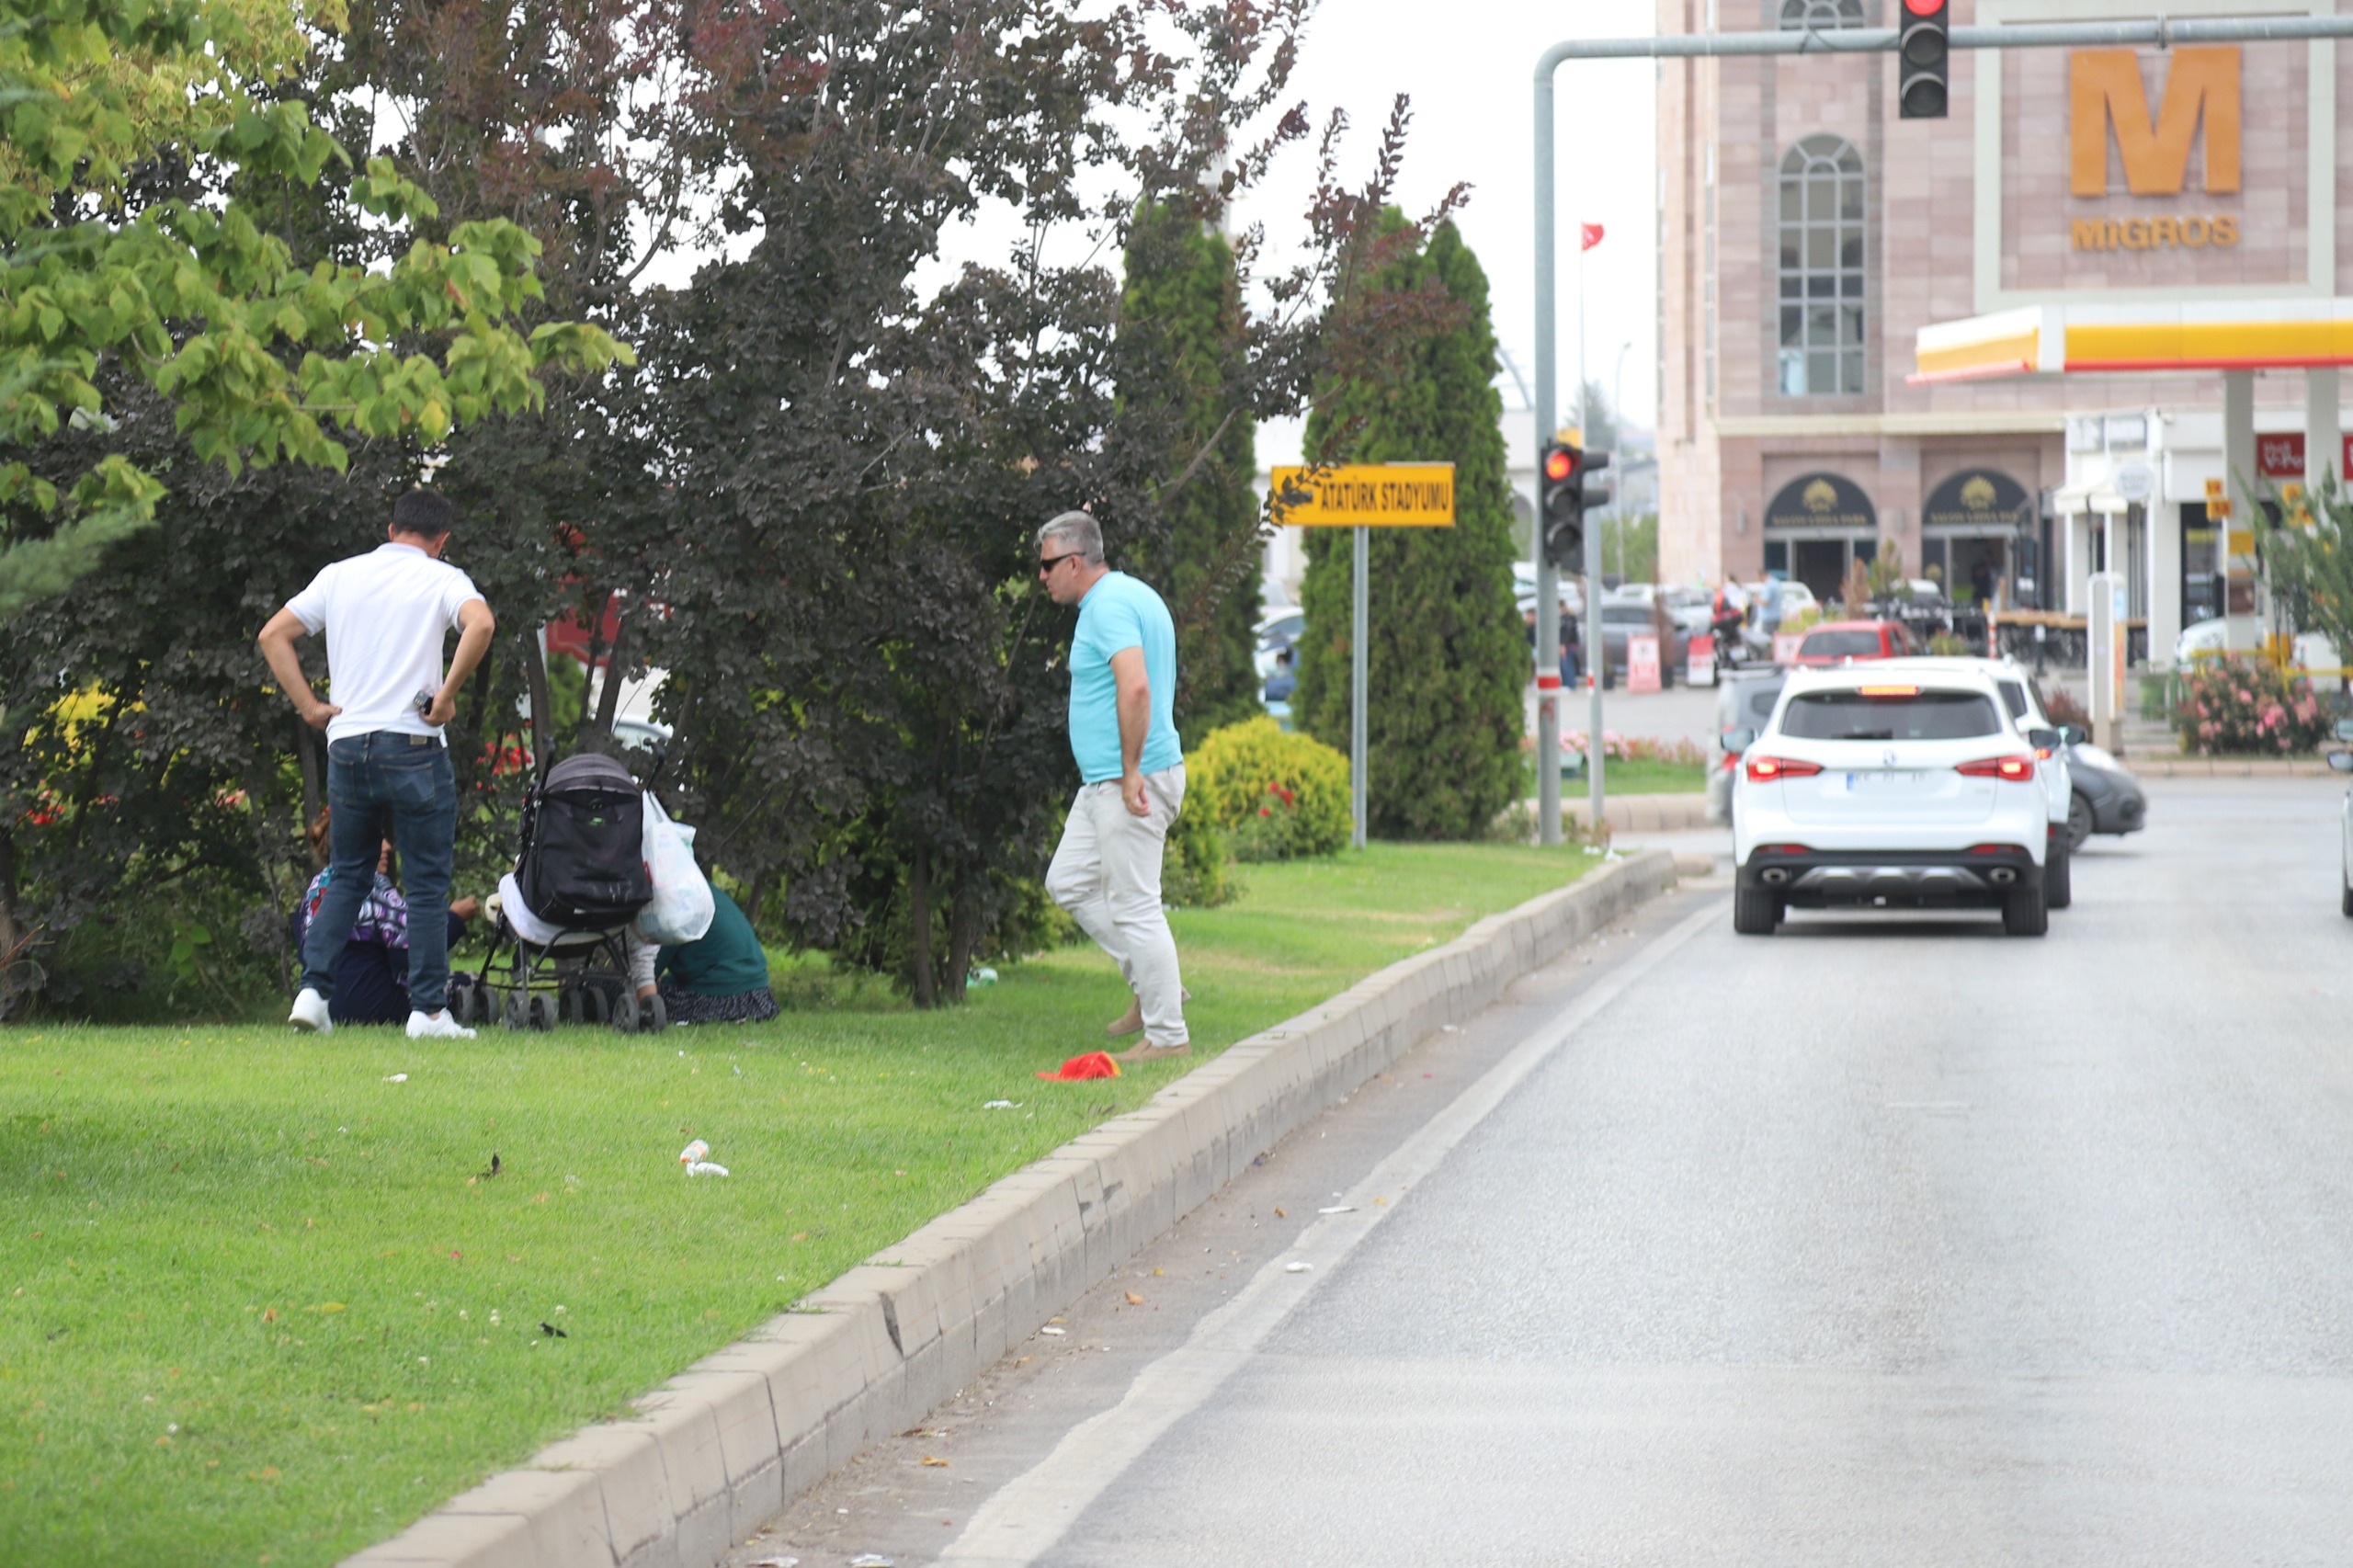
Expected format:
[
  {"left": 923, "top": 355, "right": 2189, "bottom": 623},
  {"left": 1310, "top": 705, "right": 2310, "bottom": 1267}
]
[{"left": 1068, "top": 572, "right": 1182, "bottom": 783}]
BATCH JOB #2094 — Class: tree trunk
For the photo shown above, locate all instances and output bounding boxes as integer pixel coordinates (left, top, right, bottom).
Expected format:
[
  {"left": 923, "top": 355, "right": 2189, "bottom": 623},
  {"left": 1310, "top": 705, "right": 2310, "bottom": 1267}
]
[
  {"left": 908, "top": 845, "right": 935, "bottom": 1008},
  {"left": 294, "top": 720, "right": 322, "bottom": 841},
  {"left": 0, "top": 823, "right": 30, "bottom": 1021},
  {"left": 943, "top": 866, "right": 978, "bottom": 1006},
  {"left": 521, "top": 628, "right": 555, "bottom": 782},
  {"left": 586, "top": 603, "right": 630, "bottom": 747}
]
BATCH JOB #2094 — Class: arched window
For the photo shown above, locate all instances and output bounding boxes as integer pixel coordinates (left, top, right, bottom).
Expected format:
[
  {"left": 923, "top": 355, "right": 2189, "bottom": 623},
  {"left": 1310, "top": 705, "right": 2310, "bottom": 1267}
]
[
  {"left": 1778, "top": 135, "right": 1865, "bottom": 397},
  {"left": 1779, "top": 0, "right": 1866, "bottom": 26}
]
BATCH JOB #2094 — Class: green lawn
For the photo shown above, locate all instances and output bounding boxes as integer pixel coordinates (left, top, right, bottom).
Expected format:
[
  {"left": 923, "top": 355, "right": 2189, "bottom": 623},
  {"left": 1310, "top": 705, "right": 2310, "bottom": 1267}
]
[
  {"left": 1, "top": 842, "right": 1597, "bottom": 1568},
  {"left": 1529, "top": 754, "right": 1709, "bottom": 796}
]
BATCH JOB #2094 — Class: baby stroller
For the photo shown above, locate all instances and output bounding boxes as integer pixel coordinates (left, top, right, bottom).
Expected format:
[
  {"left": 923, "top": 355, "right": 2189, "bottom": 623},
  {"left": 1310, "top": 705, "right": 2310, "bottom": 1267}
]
[{"left": 450, "top": 752, "right": 665, "bottom": 1033}]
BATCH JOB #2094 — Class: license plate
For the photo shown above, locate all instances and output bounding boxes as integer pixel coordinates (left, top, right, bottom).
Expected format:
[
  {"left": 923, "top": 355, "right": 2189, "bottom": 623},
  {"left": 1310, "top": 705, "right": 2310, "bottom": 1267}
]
[{"left": 1836, "top": 770, "right": 1935, "bottom": 792}]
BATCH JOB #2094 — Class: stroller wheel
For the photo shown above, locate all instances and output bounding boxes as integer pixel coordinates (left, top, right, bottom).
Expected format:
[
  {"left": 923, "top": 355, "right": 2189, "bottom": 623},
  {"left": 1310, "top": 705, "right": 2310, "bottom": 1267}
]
[
  {"left": 501, "top": 992, "right": 527, "bottom": 1031},
  {"left": 642, "top": 993, "right": 668, "bottom": 1034},
  {"left": 525, "top": 993, "right": 558, "bottom": 1032},
  {"left": 583, "top": 985, "right": 610, "bottom": 1026},
  {"left": 558, "top": 985, "right": 585, "bottom": 1026},
  {"left": 610, "top": 989, "right": 641, "bottom": 1035}
]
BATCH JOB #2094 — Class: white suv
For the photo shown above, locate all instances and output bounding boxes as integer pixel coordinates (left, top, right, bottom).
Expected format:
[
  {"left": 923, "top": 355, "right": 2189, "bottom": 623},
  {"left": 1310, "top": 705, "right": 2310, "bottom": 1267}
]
[
  {"left": 1728, "top": 666, "right": 2051, "bottom": 937},
  {"left": 1872, "top": 655, "right": 2074, "bottom": 909}
]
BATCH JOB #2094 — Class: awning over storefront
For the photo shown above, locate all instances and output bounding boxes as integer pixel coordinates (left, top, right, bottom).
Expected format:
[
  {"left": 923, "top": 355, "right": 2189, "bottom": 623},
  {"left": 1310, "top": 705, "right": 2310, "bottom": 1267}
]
[
  {"left": 2052, "top": 484, "right": 2130, "bottom": 517},
  {"left": 1914, "top": 301, "right": 2353, "bottom": 384}
]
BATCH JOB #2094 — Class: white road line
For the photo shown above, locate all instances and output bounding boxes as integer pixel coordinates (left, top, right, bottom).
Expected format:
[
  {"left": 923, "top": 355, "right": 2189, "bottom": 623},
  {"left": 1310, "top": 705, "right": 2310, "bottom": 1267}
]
[{"left": 934, "top": 893, "right": 1726, "bottom": 1567}]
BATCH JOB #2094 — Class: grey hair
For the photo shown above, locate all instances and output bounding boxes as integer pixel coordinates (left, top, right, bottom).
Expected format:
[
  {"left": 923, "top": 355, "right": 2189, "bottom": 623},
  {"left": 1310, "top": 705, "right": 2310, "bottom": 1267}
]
[{"left": 1036, "top": 510, "right": 1103, "bottom": 563}]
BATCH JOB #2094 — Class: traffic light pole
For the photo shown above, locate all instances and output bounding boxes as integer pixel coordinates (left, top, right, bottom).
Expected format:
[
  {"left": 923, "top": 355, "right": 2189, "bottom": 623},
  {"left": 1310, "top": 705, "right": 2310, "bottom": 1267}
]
[
  {"left": 1529, "top": 10, "right": 2353, "bottom": 850},
  {"left": 1532, "top": 72, "right": 1563, "bottom": 847}
]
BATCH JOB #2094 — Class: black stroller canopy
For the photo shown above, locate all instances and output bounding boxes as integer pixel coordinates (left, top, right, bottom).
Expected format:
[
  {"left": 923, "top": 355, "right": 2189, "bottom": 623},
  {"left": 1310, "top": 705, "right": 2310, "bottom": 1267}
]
[{"left": 544, "top": 754, "right": 638, "bottom": 796}]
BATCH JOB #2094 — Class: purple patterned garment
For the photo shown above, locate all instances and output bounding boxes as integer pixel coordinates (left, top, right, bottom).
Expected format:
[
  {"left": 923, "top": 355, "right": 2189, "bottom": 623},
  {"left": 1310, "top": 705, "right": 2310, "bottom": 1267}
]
[{"left": 298, "top": 869, "right": 412, "bottom": 950}]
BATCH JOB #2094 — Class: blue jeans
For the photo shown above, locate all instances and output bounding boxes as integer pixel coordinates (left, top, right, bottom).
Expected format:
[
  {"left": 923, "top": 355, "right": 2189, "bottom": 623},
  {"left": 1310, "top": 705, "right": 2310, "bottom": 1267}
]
[{"left": 301, "top": 733, "right": 459, "bottom": 1014}]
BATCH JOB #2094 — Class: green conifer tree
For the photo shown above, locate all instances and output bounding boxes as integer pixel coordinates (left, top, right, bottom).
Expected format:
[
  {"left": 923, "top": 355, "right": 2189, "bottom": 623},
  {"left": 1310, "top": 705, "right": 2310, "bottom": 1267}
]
[
  {"left": 1117, "top": 200, "right": 1263, "bottom": 734},
  {"left": 1293, "top": 218, "right": 1524, "bottom": 839}
]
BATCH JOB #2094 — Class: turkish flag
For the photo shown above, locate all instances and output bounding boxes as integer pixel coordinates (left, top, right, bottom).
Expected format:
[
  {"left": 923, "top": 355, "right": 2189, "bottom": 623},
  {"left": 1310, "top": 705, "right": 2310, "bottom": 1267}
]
[{"left": 1580, "top": 222, "right": 1605, "bottom": 252}]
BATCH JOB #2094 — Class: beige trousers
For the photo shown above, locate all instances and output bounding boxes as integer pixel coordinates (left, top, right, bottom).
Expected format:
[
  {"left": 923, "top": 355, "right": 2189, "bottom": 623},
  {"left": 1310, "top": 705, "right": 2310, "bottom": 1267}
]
[{"left": 1045, "top": 766, "right": 1188, "bottom": 1046}]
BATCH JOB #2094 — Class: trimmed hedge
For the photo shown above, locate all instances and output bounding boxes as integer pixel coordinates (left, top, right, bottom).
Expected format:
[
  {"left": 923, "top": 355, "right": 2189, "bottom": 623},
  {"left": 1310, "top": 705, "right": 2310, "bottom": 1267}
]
[{"left": 1189, "top": 717, "right": 1351, "bottom": 860}]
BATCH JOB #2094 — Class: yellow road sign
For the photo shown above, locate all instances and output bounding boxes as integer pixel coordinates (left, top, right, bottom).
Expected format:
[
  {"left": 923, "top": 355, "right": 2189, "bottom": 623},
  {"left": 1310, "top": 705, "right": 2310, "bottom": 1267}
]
[{"left": 1270, "top": 463, "right": 1456, "bottom": 527}]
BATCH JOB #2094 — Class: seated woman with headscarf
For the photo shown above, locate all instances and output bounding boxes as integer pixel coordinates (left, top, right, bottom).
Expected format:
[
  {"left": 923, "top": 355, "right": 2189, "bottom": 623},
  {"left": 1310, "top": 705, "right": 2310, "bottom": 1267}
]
[
  {"left": 290, "top": 810, "right": 480, "bottom": 1025},
  {"left": 623, "top": 885, "right": 779, "bottom": 1026}
]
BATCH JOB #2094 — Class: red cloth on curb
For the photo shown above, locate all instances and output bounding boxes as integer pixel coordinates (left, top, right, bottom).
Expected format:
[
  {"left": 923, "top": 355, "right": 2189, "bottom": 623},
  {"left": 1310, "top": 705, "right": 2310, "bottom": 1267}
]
[{"left": 1037, "top": 1051, "right": 1121, "bottom": 1081}]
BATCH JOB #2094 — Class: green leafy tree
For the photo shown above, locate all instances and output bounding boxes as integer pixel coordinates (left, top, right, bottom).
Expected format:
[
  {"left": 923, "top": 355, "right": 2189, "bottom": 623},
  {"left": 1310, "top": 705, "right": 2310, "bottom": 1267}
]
[
  {"left": 1293, "top": 216, "right": 1523, "bottom": 839},
  {"left": 0, "top": 0, "right": 628, "bottom": 621},
  {"left": 1117, "top": 199, "right": 1261, "bottom": 733},
  {"left": 2260, "top": 474, "right": 2353, "bottom": 665}
]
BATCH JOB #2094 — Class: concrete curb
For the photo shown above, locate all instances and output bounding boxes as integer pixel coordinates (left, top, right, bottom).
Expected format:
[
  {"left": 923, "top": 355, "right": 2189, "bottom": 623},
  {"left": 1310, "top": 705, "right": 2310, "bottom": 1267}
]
[
  {"left": 1563, "top": 791, "right": 1712, "bottom": 832},
  {"left": 2125, "top": 756, "right": 2336, "bottom": 778},
  {"left": 344, "top": 850, "right": 1678, "bottom": 1568}
]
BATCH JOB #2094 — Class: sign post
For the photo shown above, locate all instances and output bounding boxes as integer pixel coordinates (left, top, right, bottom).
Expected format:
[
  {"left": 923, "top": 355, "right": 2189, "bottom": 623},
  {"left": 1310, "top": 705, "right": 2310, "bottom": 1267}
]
[{"left": 1271, "top": 463, "right": 1458, "bottom": 849}]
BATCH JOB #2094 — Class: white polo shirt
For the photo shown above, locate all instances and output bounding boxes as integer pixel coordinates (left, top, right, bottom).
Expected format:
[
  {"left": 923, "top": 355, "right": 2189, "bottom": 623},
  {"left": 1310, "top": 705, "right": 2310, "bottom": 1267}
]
[{"left": 285, "top": 542, "right": 484, "bottom": 745}]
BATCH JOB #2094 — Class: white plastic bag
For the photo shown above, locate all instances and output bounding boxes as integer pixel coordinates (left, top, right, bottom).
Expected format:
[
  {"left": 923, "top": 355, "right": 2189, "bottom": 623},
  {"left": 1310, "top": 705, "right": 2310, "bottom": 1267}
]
[{"left": 637, "top": 792, "right": 716, "bottom": 944}]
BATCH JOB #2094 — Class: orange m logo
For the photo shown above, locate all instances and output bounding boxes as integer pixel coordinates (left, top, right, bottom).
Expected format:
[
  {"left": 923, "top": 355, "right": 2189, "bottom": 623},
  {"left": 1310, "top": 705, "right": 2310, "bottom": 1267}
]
[{"left": 2070, "top": 46, "right": 2241, "bottom": 197}]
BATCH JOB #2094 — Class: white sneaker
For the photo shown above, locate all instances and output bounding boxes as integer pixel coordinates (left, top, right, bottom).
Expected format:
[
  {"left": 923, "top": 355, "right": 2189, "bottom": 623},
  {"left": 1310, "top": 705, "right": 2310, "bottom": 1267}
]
[
  {"left": 289, "top": 989, "right": 332, "bottom": 1035},
  {"left": 406, "top": 1009, "right": 477, "bottom": 1040}
]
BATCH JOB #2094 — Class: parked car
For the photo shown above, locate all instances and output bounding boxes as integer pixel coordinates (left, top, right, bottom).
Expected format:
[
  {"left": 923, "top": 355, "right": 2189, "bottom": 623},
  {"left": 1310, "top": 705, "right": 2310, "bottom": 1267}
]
[
  {"left": 1662, "top": 585, "right": 1716, "bottom": 638},
  {"left": 2058, "top": 731, "right": 2145, "bottom": 848},
  {"left": 1726, "top": 665, "right": 2052, "bottom": 937},
  {"left": 1597, "top": 600, "right": 1690, "bottom": 687},
  {"left": 1253, "top": 606, "right": 1304, "bottom": 687},
  {"left": 2175, "top": 617, "right": 2336, "bottom": 672},
  {"left": 1788, "top": 619, "right": 1925, "bottom": 665},
  {"left": 1708, "top": 669, "right": 1788, "bottom": 825}
]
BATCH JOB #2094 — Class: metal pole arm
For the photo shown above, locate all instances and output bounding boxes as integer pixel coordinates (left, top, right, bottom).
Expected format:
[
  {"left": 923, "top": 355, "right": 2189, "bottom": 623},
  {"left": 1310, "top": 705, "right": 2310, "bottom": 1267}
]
[{"left": 1537, "top": 14, "right": 2353, "bottom": 70}]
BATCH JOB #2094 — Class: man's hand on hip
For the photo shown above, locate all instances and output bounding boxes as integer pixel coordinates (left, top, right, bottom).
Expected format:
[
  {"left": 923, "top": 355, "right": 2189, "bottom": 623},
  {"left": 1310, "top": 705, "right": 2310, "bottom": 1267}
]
[
  {"left": 301, "top": 699, "right": 344, "bottom": 731},
  {"left": 1120, "top": 772, "right": 1151, "bottom": 818}
]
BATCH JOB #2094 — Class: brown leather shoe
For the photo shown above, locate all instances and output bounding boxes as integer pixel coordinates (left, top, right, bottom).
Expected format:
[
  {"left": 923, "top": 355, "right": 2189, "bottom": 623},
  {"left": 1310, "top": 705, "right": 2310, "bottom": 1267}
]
[
  {"left": 1114, "top": 1040, "right": 1191, "bottom": 1064},
  {"left": 1106, "top": 987, "right": 1191, "bottom": 1040}
]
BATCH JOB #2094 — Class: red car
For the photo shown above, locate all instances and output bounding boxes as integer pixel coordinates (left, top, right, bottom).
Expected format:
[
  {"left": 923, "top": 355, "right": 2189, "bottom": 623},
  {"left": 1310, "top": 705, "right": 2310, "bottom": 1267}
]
[{"left": 1785, "top": 619, "right": 1923, "bottom": 665}]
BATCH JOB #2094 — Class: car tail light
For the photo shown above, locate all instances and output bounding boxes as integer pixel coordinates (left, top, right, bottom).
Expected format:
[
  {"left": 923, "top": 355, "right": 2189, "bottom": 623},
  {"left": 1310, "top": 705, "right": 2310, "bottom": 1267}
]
[
  {"left": 1968, "top": 844, "right": 2011, "bottom": 855},
  {"left": 1956, "top": 755, "right": 2036, "bottom": 782},
  {"left": 2034, "top": 745, "right": 2053, "bottom": 760},
  {"left": 1745, "top": 755, "right": 1823, "bottom": 782},
  {"left": 1857, "top": 684, "right": 1920, "bottom": 697}
]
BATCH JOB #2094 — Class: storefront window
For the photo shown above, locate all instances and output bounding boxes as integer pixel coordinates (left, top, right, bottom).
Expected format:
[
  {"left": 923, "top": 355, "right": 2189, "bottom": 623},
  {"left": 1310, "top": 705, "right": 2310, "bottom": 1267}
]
[
  {"left": 1779, "top": 0, "right": 1865, "bottom": 26},
  {"left": 1777, "top": 135, "right": 1865, "bottom": 397}
]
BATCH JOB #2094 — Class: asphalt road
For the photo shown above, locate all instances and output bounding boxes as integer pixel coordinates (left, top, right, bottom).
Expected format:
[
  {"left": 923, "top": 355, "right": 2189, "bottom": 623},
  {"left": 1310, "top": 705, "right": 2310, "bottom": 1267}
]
[{"left": 734, "top": 776, "right": 2353, "bottom": 1568}]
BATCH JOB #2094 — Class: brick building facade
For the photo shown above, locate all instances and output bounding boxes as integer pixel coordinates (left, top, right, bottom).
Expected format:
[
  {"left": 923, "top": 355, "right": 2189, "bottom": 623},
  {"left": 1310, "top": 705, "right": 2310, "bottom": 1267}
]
[{"left": 1654, "top": 0, "right": 2349, "bottom": 656}]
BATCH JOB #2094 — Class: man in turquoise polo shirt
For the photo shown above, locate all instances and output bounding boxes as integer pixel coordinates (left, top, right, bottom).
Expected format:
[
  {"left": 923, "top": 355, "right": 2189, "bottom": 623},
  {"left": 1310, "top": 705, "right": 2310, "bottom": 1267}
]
[{"left": 1038, "top": 510, "right": 1190, "bottom": 1062}]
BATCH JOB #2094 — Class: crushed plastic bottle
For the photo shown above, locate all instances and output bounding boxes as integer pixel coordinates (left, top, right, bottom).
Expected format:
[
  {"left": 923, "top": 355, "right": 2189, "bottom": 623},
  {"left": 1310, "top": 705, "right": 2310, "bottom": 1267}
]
[
  {"left": 967, "top": 966, "right": 998, "bottom": 987},
  {"left": 685, "top": 1161, "right": 730, "bottom": 1178},
  {"left": 677, "top": 1138, "right": 710, "bottom": 1165}
]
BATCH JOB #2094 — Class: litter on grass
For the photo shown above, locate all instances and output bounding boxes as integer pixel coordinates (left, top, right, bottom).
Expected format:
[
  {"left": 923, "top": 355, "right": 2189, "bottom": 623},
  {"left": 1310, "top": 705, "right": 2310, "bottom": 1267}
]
[
  {"left": 983, "top": 1100, "right": 1020, "bottom": 1109},
  {"left": 1037, "top": 1051, "right": 1120, "bottom": 1080},
  {"left": 686, "top": 1162, "right": 730, "bottom": 1178},
  {"left": 383, "top": 1074, "right": 408, "bottom": 1083},
  {"left": 678, "top": 1139, "right": 710, "bottom": 1165}
]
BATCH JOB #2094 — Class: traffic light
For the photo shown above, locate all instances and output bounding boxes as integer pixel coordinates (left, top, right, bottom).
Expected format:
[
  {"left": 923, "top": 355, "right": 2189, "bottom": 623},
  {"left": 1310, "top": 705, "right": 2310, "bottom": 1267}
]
[
  {"left": 1898, "top": 0, "right": 1949, "bottom": 119},
  {"left": 1540, "top": 439, "right": 1613, "bottom": 573}
]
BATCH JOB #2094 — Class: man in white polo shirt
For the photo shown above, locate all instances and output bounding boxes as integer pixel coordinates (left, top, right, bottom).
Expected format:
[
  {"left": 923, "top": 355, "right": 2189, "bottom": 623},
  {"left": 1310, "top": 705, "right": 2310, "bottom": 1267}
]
[{"left": 257, "top": 490, "right": 497, "bottom": 1039}]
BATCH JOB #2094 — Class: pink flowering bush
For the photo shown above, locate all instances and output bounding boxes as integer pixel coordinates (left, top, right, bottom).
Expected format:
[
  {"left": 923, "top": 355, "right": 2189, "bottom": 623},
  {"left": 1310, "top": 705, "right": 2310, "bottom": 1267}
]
[
  {"left": 2176, "top": 655, "right": 2330, "bottom": 755},
  {"left": 1563, "top": 731, "right": 1707, "bottom": 767}
]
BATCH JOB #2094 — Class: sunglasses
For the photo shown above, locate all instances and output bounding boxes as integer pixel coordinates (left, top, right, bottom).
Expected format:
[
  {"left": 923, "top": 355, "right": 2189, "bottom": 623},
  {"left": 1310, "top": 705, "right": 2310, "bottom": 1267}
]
[{"left": 1038, "top": 551, "right": 1085, "bottom": 574}]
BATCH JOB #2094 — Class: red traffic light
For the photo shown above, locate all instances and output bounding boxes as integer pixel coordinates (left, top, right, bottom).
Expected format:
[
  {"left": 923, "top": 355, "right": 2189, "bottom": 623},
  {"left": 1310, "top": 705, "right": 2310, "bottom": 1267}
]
[
  {"left": 1904, "top": 0, "right": 1944, "bottom": 14},
  {"left": 1543, "top": 448, "right": 1578, "bottom": 483}
]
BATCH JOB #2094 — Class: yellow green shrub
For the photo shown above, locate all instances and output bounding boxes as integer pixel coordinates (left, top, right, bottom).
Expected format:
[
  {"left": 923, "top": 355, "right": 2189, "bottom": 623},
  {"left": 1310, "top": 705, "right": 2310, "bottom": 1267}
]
[{"left": 1188, "top": 717, "right": 1351, "bottom": 859}]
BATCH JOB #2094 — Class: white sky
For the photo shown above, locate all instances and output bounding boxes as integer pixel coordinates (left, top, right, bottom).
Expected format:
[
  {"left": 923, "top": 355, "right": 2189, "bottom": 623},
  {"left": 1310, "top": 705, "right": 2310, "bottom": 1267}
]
[{"left": 1229, "top": 0, "right": 1662, "bottom": 442}]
